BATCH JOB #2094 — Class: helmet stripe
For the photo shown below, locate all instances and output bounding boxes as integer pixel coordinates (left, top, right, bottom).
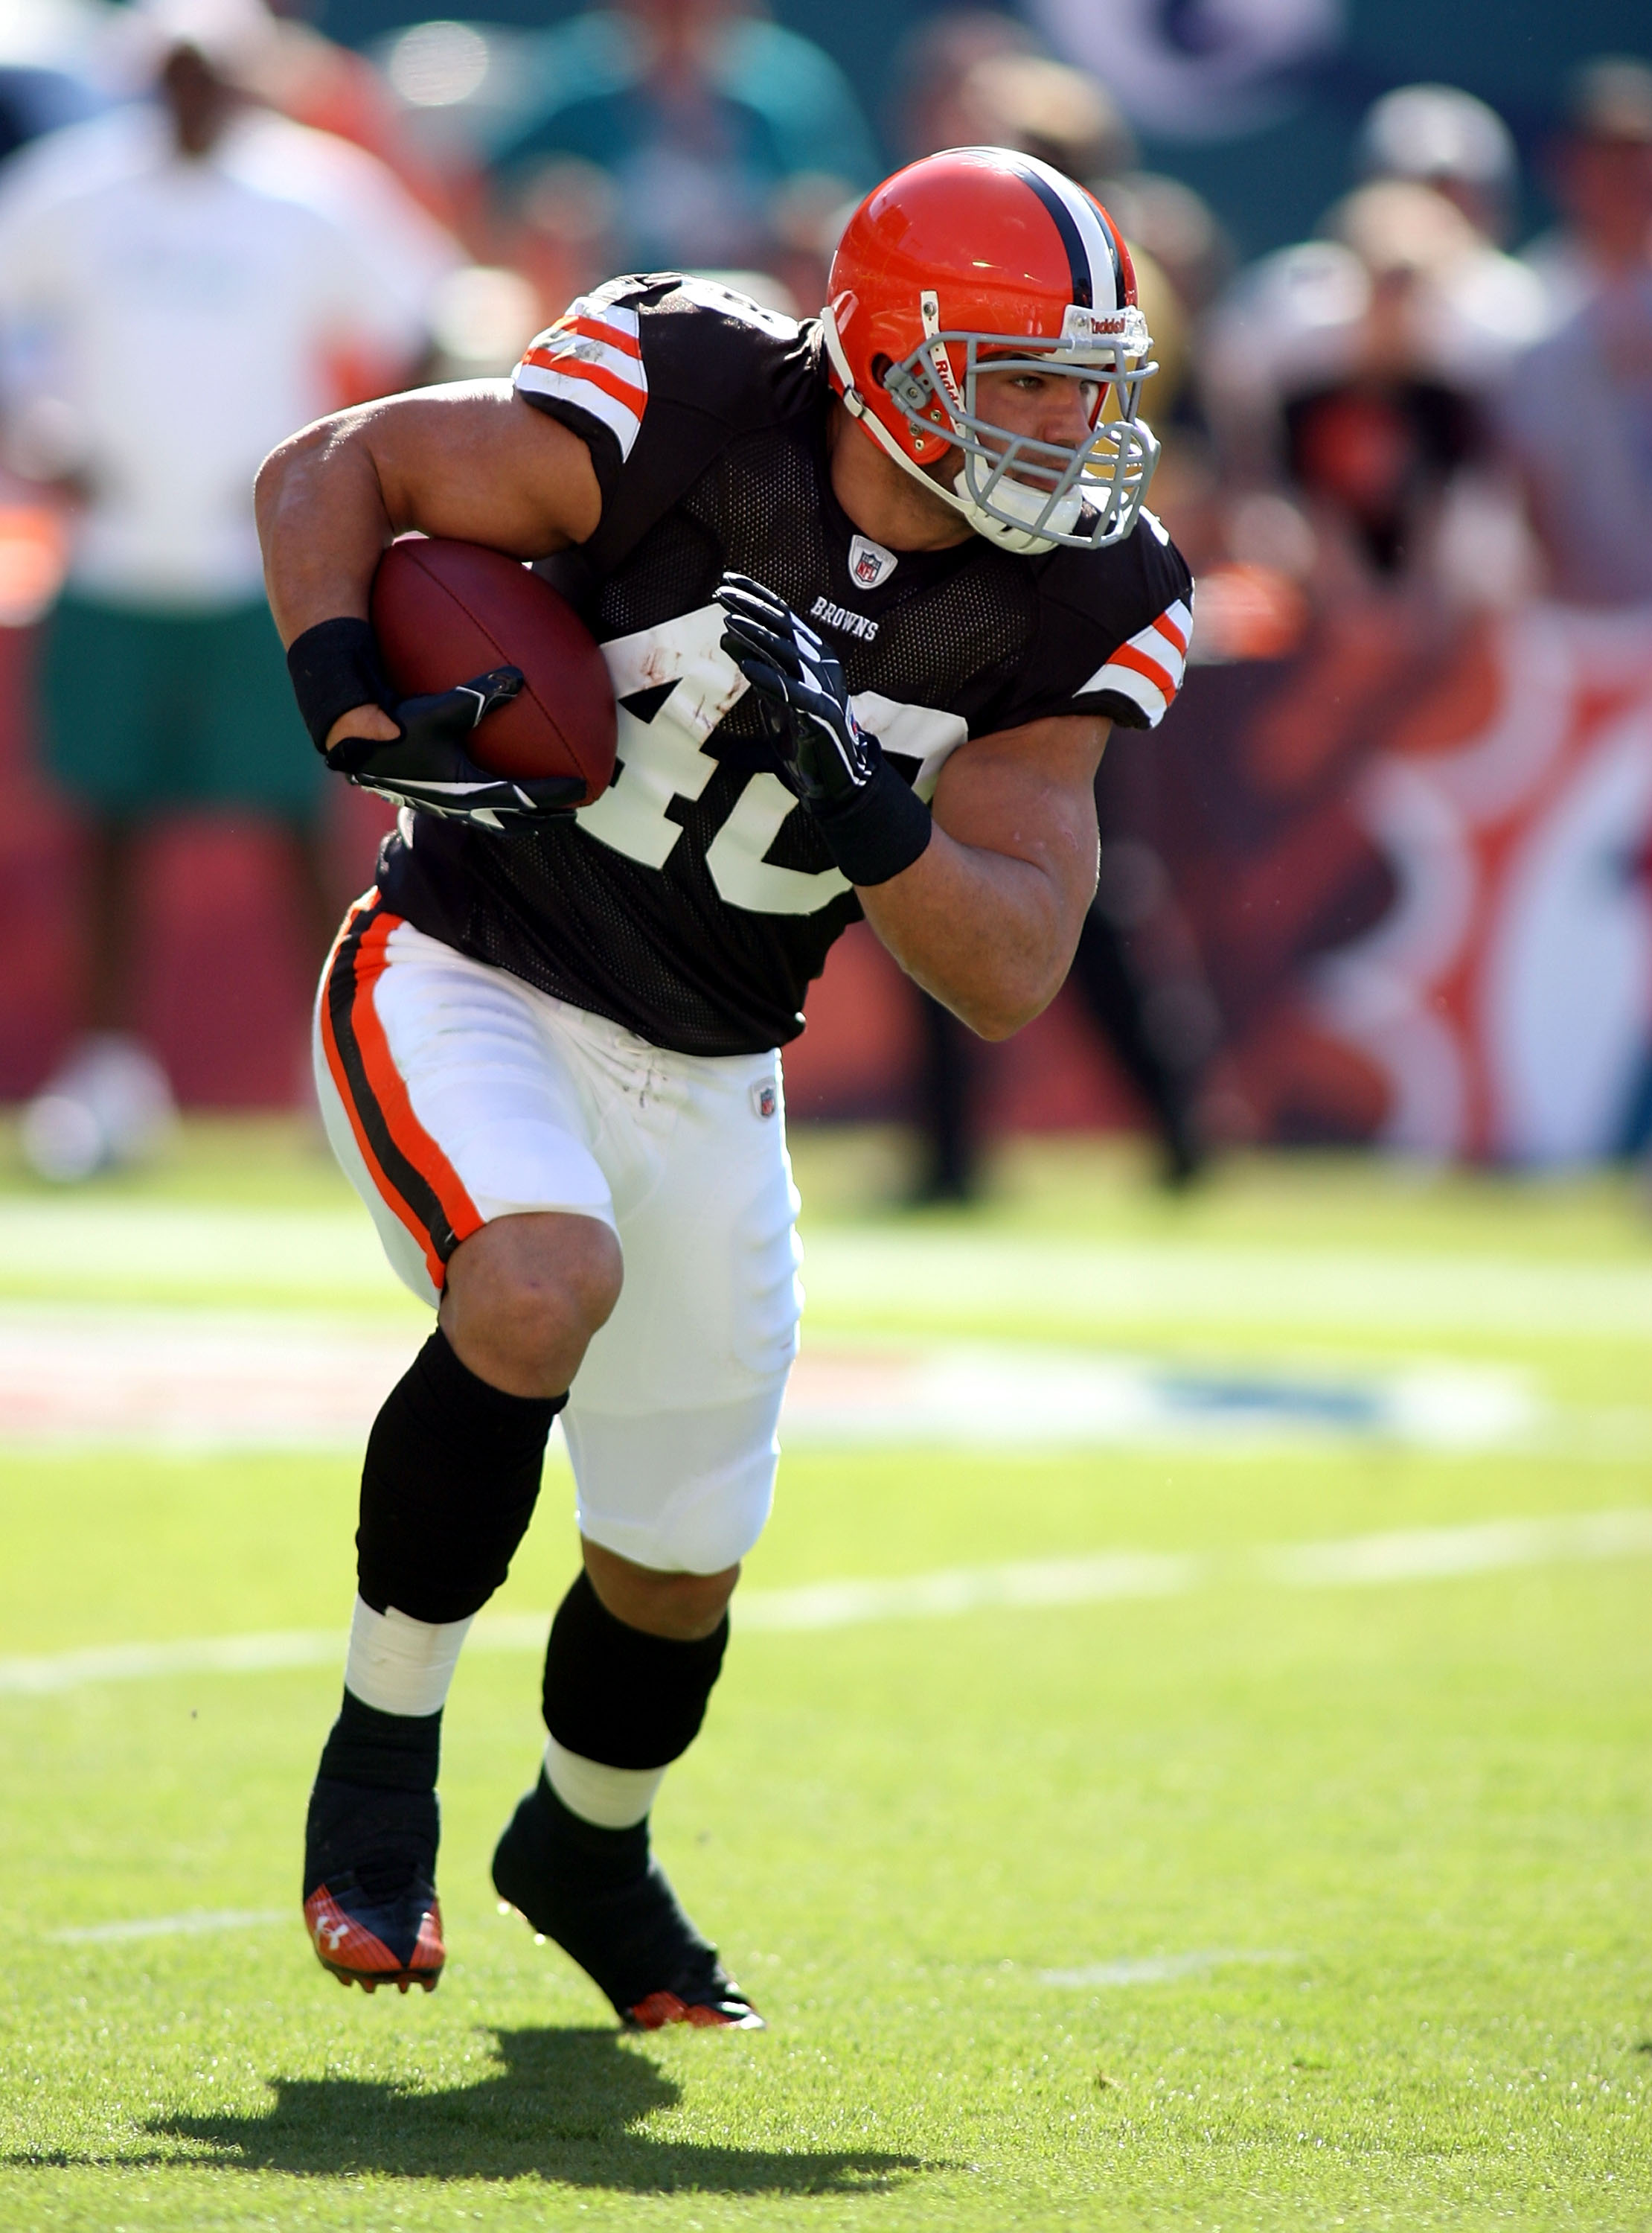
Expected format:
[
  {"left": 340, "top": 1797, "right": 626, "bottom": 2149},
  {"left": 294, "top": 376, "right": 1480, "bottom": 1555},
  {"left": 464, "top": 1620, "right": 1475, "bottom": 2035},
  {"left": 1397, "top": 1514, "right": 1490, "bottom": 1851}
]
[
  {"left": 1008, "top": 156, "right": 1127, "bottom": 313},
  {"left": 1011, "top": 160, "right": 1093, "bottom": 307},
  {"left": 1083, "top": 200, "right": 1128, "bottom": 313}
]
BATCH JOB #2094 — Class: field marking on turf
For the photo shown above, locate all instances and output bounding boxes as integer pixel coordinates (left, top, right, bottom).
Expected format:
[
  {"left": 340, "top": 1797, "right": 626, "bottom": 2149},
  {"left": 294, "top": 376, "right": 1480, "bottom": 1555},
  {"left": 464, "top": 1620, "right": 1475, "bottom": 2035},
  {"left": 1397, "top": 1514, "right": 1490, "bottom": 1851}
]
[
  {"left": 1258, "top": 1509, "right": 1652, "bottom": 1587},
  {"left": 734, "top": 1510, "right": 1652, "bottom": 1629},
  {"left": 4, "top": 1510, "right": 1650, "bottom": 1697},
  {"left": 734, "top": 1552, "right": 1198, "bottom": 1629},
  {"left": 802, "top": 1231, "right": 1652, "bottom": 1343},
  {"left": 0, "top": 1301, "right": 1548, "bottom": 1454},
  {"left": 0, "top": 1627, "right": 356, "bottom": 1695},
  {"left": 1038, "top": 1949, "right": 1299, "bottom": 1987},
  {"left": 0, "top": 1204, "right": 398, "bottom": 1303},
  {"left": 47, "top": 1908, "right": 286, "bottom": 1945},
  {"left": 4, "top": 1201, "right": 1652, "bottom": 1341}
]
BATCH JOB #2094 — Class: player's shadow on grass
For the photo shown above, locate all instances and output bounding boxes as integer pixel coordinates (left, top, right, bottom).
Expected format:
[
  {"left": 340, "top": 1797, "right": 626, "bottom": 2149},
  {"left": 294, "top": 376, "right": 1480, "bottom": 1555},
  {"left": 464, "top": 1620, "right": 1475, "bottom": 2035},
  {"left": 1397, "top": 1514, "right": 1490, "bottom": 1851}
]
[{"left": 140, "top": 2025, "right": 922, "bottom": 2196}]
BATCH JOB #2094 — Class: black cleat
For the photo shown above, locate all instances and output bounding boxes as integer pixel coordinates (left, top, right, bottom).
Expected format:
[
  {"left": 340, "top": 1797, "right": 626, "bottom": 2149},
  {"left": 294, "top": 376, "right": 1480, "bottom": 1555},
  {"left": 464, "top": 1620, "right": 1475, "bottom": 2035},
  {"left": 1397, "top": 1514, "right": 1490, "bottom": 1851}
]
[
  {"left": 492, "top": 1772, "right": 763, "bottom": 2030},
  {"left": 303, "top": 1777, "right": 444, "bottom": 1993}
]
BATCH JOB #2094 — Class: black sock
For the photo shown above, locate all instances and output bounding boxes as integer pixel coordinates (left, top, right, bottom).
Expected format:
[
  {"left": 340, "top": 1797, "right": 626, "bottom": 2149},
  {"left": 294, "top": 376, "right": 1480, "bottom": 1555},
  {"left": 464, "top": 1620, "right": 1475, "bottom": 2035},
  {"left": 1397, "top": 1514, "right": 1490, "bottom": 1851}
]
[
  {"left": 358, "top": 1325, "right": 564, "bottom": 1624},
  {"left": 493, "top": 1772, "right": 720, "bottom": 2016},
  {"left": 317, "top": 1687, "right": 441, "bottom": 1791},
  {"left": 542, "top": 1570, "right": 729, "bottom": 1772},
  {"left": 498, "top": 1578, "right": 735, "bottom": 2016},
  {"left": 307, "top": 1332, "right": 561, "bottom": 1905},
  {"left": 307, "top": 1691, "right": 443, "bottom": 1903}
]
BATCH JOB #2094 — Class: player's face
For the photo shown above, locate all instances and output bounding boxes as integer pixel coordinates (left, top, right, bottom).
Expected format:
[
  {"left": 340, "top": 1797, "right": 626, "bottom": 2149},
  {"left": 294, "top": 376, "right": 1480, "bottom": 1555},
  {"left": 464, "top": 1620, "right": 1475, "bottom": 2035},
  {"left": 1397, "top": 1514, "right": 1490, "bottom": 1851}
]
[{"left": 971, "top": 364, "right": 1103, "bottom": 490}]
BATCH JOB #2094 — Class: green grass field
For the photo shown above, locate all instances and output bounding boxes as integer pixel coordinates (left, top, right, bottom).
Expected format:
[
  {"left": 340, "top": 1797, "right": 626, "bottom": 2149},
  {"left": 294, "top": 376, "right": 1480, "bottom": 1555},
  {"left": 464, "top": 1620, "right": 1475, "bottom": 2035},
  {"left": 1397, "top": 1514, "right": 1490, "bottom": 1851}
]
[{"left": 1, "top": 1125, "right": 1651, "bottom": 2231}]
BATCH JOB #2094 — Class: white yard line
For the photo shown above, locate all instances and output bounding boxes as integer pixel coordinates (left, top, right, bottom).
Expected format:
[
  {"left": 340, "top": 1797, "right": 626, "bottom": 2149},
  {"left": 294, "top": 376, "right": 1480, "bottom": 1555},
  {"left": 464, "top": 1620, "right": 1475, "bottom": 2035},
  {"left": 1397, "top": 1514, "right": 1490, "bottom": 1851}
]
[
  {"left": 0, "top": 1628, "right": 352, "bottom": 1695},
  {"left": 1037, "top": 1950, "right": 1299, "bottom": 1987},
  {"left": 48, "top": 1908, "right": 287, "bottom": 1945},
  {"left": 4, "top": 1510, "right": 1648, "bottom": 1698},
  {"left": 802, "top": 1231, "right": 1652, "bottom": 1343},
  {"left": 42, "top": 1911, "right": 1293, "bottom": 1976},
  {"left": 735, "top": 1551, "right": 1198, "bottom": 1632},
  {"left": 1259, "top": 1509, "right": 1652, "bottom": 1586},
  {"left": 0, "top": 1204, "right": 398, "bottom": 1303}
]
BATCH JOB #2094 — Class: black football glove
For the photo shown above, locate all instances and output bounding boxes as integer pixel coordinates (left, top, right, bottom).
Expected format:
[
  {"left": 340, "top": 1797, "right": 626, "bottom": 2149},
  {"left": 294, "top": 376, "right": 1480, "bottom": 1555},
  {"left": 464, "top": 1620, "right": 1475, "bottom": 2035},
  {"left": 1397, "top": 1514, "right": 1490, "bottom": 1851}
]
[
  {"left": 325, "top": 668, "right": 586, "bottom": 830},
  {"left": 714, "top": 572, "right": 932, "bottom": 888},
  {"left": 714, "top": 574, "right": 881, "bottom": 811}
]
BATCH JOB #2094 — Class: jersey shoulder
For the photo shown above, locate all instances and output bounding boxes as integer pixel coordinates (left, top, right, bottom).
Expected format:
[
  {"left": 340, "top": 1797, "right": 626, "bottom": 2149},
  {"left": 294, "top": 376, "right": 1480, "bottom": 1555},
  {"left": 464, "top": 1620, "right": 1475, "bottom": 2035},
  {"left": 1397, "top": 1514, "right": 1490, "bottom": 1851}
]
[
  {"left": 1006, "top": 510, "right": 1195, "bottom": 733},
  {"left": 514, "top": 274, "right": 822, "bottom": 562}
]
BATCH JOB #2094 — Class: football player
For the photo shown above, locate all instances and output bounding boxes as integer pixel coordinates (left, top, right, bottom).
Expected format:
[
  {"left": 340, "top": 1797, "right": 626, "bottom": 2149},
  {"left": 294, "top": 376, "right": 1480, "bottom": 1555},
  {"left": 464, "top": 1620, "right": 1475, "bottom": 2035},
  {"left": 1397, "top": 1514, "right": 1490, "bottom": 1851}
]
[{"left": 257, "top": 146, "right": 1192, "bottom": 2024}]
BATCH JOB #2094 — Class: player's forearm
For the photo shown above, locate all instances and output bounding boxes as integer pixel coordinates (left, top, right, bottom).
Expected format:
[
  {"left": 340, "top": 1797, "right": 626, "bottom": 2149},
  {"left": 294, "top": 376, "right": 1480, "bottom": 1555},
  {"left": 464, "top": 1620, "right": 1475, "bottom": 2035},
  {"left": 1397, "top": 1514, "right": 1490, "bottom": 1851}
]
[
  {"left": 857, "top": 715, "right": 1106, "bottom": 1038},
  {"left": 859, "top": 828, "right": 1092, "bottom": 1041}
]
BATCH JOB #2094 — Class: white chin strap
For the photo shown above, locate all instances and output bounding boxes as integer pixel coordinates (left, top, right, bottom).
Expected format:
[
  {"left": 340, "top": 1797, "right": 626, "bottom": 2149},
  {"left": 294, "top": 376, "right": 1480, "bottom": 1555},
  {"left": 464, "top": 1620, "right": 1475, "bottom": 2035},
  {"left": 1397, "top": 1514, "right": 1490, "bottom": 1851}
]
[{"left": 951, "top": 467, "right": 1083, "bottom": 555}]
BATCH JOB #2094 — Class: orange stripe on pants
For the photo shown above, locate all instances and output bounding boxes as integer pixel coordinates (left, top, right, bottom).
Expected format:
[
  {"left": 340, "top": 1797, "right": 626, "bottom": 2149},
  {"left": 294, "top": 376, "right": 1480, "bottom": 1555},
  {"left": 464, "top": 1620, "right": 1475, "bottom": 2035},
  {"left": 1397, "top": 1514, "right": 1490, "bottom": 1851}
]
[{"left": 319, "top": 907, "right": 484, "bottom": 1291}]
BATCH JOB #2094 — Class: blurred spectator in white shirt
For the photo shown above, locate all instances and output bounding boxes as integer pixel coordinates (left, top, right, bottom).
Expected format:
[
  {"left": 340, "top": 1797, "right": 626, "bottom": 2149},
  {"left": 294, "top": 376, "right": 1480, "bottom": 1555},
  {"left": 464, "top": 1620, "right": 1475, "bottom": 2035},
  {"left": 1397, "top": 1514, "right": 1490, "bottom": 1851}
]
[
  {"left": 240, "top": 1, "right": 468, "bottom": 234},
  {"left": 1203, "top": 169, "right": 1547, "bottom": 617},
  {"left": 1356, "top": 82, "right": 1519, "bottom": 246},
  {"left": 0, "top": 0, "right": 458, "bottom": 1178},
  {"left": 1523, "top": 57, "right": 1652, "bottom": 328},
  {"left": 1350, "top": 84, "right": 1549, "bottom": 380},
  {"left": 1501, "top": 58, "right": 1652, "bottom": 607}
]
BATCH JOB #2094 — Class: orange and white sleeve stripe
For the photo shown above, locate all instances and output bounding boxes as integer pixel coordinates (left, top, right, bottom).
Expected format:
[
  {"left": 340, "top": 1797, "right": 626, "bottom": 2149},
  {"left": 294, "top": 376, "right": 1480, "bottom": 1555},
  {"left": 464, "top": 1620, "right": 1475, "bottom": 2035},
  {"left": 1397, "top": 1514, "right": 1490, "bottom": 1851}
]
[
  {"left": 1080, "top": 595, "right": 1194, "bottom": 727},
  {"left": 514, "top": 296, "right": 648, "bottom": 459}
]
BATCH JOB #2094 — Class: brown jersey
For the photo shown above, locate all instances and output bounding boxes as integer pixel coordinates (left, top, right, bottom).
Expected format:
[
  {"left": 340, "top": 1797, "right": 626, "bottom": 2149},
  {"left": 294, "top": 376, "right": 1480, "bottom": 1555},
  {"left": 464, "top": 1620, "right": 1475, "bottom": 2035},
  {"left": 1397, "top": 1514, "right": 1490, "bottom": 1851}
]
[{"left": 377, "top": 275, "right": 1194, "bottom": 1055}]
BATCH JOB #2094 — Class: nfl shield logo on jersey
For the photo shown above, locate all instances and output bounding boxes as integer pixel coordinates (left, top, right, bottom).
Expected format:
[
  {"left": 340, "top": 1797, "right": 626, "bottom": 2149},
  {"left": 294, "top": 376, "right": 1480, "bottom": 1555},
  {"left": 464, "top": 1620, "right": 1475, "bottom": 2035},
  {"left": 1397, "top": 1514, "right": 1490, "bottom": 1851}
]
[
  {"left": 751, "top": 1080, "right": 778, "bottom": 1120},
  {"left": 848, "top": 534, "right": 897, "bottom": 591}
]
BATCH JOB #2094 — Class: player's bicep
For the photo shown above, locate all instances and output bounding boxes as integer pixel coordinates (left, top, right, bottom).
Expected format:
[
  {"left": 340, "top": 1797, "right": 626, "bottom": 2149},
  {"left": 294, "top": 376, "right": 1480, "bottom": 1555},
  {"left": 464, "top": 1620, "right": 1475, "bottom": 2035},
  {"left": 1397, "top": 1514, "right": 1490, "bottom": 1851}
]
[
  {"left": 932, "top": 715, "right": 1109, "bottom": 907},
  {"left": 359, "top": 381, "right": 603, "bottom": 555}
]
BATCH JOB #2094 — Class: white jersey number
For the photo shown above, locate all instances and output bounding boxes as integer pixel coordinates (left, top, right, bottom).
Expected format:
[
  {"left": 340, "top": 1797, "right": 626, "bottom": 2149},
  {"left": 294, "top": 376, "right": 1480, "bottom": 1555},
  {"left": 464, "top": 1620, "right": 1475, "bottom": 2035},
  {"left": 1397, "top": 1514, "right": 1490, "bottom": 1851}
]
[
  {"left": 576, "top": 604, "right": 971, "bottom": 915},
  {"left": 577, "top": 605, "right": 849, "bottom": 916}
]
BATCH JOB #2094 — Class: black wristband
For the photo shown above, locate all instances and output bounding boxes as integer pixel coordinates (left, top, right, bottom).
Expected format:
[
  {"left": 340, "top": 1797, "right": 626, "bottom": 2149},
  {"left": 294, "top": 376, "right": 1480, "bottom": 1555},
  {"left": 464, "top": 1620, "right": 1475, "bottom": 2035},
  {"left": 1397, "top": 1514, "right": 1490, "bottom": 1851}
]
[
  {"left": 286, "top": 616, "right": 395, "bottom": 753},
  {"left": 811, "top": 753, "right": 932, "bottom": 887}
]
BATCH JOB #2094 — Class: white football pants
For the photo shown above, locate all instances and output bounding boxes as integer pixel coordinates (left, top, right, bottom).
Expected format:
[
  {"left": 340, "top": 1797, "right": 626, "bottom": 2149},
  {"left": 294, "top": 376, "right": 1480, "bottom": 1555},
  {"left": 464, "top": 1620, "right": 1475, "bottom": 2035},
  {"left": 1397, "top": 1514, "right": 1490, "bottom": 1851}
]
[{"left": 314, "top": 892, "right": 803, "bottom": 1575}]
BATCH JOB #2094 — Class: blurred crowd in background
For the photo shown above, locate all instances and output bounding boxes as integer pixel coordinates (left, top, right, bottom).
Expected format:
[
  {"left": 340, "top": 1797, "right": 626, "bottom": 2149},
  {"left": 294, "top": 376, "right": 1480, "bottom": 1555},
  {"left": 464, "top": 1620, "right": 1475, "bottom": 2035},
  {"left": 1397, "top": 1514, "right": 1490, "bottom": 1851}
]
[{"left": 0, "top": 0, "right": 1648, "bottom": 1192}]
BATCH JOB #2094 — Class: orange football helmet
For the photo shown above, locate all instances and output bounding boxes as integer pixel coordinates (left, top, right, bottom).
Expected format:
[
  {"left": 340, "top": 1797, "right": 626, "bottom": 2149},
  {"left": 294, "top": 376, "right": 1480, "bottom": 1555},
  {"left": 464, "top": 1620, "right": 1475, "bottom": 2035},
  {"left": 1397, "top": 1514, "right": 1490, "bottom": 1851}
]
[{"left": 822, "top": 147, "right": 1160, "bottom": 555}]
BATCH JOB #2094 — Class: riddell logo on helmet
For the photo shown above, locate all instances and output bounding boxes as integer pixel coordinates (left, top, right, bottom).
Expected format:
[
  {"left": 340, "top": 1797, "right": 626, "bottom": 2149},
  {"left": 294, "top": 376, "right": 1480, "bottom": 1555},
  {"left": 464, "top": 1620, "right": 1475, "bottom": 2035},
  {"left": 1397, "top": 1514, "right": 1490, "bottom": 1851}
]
[{"left": 1061, "top": 303, "right": 1150, "bottom": 349}]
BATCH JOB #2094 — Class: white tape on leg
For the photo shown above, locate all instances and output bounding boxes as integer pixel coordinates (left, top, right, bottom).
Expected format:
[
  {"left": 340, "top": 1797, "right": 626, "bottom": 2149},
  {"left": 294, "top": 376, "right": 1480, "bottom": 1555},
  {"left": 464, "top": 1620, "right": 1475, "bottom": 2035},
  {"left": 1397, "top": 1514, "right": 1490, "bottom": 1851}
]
[
  {"left": 343, "top": 1596, "right": 473, "bottom": 1717},
  {"left": 543, "top": 1736, "right": 667, "bottom": 1830}
]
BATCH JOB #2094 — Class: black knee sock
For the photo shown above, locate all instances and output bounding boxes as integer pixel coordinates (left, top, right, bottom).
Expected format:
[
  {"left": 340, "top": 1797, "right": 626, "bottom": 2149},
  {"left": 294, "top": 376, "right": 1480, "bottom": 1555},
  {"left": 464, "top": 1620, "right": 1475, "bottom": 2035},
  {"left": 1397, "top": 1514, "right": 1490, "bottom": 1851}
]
[
  {"left": 358, "top": 1325, "right": 564, "bottom": 1625},
  {"left": 306, "top": 1692, "right": 444, "bottom": 1900},
  {"left": 542, "top": 1569, "right": 729, "bottom": 1771},
  {"left": 493, "top": 1772, "right": 720, "bottom": 2014},
  {"left": 308, "top": 1327, "right": 560, "bottom": 1894},
  {"left": 496, "top": 1576, "right": 733, "bottom": 2011}
]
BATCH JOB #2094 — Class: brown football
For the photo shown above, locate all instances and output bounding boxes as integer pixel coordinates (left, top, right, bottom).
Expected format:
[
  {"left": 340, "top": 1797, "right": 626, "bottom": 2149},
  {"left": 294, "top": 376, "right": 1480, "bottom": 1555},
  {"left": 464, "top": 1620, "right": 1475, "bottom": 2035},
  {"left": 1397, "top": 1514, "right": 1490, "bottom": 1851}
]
[{"left": 370, "top": 537, "right": 616, "bottom": 799}]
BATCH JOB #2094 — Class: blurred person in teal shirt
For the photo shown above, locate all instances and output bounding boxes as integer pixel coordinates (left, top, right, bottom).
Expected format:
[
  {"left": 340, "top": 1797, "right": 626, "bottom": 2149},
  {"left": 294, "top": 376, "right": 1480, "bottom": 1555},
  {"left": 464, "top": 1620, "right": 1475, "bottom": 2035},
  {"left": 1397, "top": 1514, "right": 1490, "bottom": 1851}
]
[{"left": 490, "top": 0, "right": 875, "bottom": 281}]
